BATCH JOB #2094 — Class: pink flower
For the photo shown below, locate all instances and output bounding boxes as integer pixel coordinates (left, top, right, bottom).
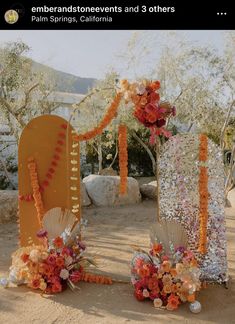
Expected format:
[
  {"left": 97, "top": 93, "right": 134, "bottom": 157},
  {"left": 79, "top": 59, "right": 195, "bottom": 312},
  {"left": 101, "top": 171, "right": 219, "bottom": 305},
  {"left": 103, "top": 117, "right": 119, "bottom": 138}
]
[
  {"left": 36, "top": 229, "right": 48, "bottom": 238},
  {"left": 161, "top": 255, "right": 169, "bottom": 262},
  {"left": 135, "top": 258, "right": 144, "bottom": 268}
]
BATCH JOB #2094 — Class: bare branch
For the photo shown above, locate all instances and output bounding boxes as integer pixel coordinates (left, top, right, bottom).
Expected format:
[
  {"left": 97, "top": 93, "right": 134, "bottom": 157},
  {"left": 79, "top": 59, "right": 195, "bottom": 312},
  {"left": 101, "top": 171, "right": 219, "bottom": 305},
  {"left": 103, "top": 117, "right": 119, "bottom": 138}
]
[
  {"left": 0, "top": 96, "right": 25, "bottom": 128},
  {"left": 16, "top": 82, "right": 39, "bottom": 116}
]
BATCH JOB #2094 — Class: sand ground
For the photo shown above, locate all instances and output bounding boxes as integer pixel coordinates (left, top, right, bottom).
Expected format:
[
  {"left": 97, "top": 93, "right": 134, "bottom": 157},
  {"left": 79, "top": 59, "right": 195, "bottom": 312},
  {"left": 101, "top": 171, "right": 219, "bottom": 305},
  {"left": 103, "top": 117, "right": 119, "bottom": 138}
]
[{"left": 0, "top": 201, "right": 234, "bottom": 324}]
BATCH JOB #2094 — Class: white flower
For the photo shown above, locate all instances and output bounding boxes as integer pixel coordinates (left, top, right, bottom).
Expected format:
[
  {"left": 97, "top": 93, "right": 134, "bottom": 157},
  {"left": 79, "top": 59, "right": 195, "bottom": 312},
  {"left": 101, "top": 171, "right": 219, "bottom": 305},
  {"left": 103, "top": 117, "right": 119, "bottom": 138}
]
[
  {"left": 153, "top": 298, "right": 163, "bottom": 308},
  {"left": 143, "top": 289, "right": 149, "bottom": 298},
  {"left": 60, "top": 268, "right": 69, "bottom": 280},
  {"left": 29, "top": 249, "right": 40, "bottom": 262}
]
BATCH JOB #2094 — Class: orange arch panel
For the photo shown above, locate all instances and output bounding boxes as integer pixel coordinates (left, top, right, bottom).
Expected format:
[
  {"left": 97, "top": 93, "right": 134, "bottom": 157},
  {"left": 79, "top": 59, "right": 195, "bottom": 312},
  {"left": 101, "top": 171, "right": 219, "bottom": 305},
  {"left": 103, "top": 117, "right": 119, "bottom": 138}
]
[{"left": 18, "top": 115, "right": 80, "bottom": 246}]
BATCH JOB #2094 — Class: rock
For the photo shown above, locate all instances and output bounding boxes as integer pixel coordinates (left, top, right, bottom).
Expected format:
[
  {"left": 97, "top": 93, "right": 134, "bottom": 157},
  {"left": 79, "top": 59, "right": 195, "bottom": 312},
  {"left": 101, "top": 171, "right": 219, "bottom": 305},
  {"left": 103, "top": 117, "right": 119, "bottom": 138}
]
[
  {"left": 227, "top": 187, "right": 235, "bottom": 208},
  {"left": 81, "top": 181, "right": 91, "bottom": 206},
  {"left": 99, "top": 167, "right": 117, "bottom": 176},
  {"left": 140, "top": 181, "right": 157, "bottom": 199},
  {"left": 0, "top": 190, "right": 18, "bottom": 223},
  {"left": 83, "top": 175, "right": 141, "bottom": 206},
  {"left": 0, "top": 185, "right": 91, "bottom": 224}
]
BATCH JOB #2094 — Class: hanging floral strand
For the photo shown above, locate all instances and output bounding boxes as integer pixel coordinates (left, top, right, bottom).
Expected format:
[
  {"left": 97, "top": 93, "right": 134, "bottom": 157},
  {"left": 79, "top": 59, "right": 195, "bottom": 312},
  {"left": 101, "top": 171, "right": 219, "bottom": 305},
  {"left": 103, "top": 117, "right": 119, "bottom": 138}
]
[
  {"left": 198, "top": 134, "right": 209, "bottom": 254},
  {"left": 73, "top": 92, "right": 122, "bottom": 142},
  {"left": 118, "top": 124, "right": 128, "bottom": 195},
  {"left": 27, "top": 157, "right": 44, "bottom": 227}
]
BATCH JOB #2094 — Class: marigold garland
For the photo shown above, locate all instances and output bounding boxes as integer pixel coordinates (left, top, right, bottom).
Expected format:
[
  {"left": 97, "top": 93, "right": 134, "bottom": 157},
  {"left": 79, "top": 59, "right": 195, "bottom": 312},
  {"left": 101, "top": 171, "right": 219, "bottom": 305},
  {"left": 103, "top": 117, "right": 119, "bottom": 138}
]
[
  {"left": 118, "top": 124, "right": 128, "bottom": 195},
  {"left": 198, "top": 134, "right": 209, "bottom": 254},
  {"left": 27, "top": 157, "right": 44, "bottom": 227},
  {"left": 81, "top": 272, "right": 113, "bottom": 285},
  {"left": 19, "top": 123, "right": 67, "bottom": 202},
  {"left": 73, "top": 92, "right": 122, "bottom": 142}
]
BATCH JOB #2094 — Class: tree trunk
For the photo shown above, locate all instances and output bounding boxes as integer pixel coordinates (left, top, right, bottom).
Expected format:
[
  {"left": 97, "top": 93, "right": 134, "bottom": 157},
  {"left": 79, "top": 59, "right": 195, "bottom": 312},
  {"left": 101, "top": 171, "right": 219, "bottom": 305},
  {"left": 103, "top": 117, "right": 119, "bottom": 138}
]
[
  {"left": 97, "top": 136, "right": 103, "bottom": 174},
  {"left": 131, "top": 130, "right": 156, "bottom": 175}
]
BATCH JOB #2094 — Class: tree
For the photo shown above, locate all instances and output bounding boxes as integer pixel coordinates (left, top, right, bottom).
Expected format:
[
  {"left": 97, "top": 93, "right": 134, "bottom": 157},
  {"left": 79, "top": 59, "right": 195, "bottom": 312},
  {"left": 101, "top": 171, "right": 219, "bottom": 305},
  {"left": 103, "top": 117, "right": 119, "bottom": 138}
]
[
  {"left": 0, "top": 41, "right": 58, "bottom": 141},
  {"left": 0, "top": 41, "right": 58, "bottom": 188}
]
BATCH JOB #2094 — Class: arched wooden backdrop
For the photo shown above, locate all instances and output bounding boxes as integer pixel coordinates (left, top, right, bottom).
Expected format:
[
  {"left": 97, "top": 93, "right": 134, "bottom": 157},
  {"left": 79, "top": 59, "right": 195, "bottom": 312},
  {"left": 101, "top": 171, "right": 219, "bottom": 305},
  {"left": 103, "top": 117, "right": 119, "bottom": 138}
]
[{"left": 18, "top": 115, "right": 80, "bottom": 246}]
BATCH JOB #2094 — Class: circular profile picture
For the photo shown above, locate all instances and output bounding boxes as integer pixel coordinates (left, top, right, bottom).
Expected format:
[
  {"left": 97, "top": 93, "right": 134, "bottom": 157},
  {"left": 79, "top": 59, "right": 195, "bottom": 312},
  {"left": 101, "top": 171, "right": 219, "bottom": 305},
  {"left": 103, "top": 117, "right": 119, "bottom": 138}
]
[{"left": 4, "top": 10, "right": 19, "bottom": 24}]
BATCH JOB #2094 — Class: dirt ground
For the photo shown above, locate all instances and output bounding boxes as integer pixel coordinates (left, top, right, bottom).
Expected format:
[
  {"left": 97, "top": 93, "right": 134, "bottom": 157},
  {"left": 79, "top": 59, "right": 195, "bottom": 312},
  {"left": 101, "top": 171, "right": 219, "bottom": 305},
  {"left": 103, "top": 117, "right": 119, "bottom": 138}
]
[{"left": 0, "top": 201, "right": 234, "bottom": 324}]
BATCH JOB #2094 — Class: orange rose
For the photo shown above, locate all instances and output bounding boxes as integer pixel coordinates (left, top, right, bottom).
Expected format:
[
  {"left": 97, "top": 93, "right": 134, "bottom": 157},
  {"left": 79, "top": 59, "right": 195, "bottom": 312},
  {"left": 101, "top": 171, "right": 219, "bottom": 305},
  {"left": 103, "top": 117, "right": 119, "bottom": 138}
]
[
  {"left": 148, "top": 278, "right": 159, "bottom": 291},
  {"left": 137, "top": 266, "right": 150, "bottom": 278},
  {"left": 163, "top": 284, "right": 172, "bottom": 294},
  {"left": 53, "top": 237, "right": 64, "bottom": 248},
  {"left": 56, "top": 256, "right": 65, "bottom": 268},
  {"left": 166, "top": 294, "right": 180, "bottom": 311}
]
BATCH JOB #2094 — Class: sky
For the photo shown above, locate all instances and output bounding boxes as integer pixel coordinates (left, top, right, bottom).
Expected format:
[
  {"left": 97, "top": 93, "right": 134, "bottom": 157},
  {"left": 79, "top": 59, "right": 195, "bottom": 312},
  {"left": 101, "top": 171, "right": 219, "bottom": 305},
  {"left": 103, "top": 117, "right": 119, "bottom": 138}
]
[{"left": 0, "top": 30, "right": 228, "bottom": 79}]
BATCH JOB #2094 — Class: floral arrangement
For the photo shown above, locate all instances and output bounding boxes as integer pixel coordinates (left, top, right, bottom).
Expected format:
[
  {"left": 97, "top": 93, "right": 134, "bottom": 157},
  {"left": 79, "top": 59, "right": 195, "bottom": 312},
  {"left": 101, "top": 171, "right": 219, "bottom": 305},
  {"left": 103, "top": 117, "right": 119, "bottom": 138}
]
[
  {"left": 120, "top": 79, "right": 176, "bottom": 144},
  {"left": 131, "top": 243, "right": 201, "bottom": 311},
  {"left": 1, "top": 227, "right": 112, "bottom": 293}
]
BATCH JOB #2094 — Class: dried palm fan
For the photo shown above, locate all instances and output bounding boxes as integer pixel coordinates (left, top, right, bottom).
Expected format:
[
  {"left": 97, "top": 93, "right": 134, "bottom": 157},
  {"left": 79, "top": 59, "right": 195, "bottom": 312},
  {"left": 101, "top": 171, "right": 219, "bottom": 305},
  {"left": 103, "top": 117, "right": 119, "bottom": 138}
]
[
  {"left": 150, "top": 219, "right": 188, "bottom": 257},
  {"left": 43, "top": 207, "right": 80, "bottom": 243}
]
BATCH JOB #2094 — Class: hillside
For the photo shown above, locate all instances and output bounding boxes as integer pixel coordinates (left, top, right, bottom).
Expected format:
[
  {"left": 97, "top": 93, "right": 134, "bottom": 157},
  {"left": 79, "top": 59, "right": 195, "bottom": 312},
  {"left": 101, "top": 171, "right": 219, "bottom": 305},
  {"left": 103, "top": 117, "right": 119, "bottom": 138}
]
[{"left": 32, "top": 61, "right": 96, "bottom": 94}]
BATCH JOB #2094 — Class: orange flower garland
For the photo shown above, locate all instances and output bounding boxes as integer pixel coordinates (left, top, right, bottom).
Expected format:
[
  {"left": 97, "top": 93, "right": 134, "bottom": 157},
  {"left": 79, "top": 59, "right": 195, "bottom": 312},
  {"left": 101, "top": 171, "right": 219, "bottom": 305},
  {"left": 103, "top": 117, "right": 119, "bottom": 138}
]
[
  {"left": 118, "top": 124, "right": 128, "bottom": 195},
  {"left": 81, "top": 272, "right": 113, "bottom": 285},
  {"left": 73, "top": 92, "right": 122, "bottom": 142},
  {"left": 198, "top": 134, "right": 209, "bottom": 254},
  {"left": 28, "top": 157, "right": 44, "bottom": 227}
]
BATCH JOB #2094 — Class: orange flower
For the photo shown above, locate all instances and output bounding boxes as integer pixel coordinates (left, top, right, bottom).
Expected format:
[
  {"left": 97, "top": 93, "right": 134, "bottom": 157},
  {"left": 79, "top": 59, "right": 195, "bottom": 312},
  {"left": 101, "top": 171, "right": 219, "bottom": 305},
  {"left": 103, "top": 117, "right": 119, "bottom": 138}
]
[
  {"left": 166, "top": 294, "right": 180, "bottom": 310},
  {"left": 137, "top": 266, "right": 150, "bottom": 278},
  {"left": 187, "top": 293, "right": 196, "bottom": 302},
  {"left": 39, "top": 263, "right": 51, "bottom": 275},
  {"left": 170, "top": 268, "right": 177, "bottom": 277},
  {"left": 162, "top": 274, "right": 172, "bottom": 285},
  {"left": 56, "top": 256, "right": 65, "bottom": 267},
  {"left": 27, "top": 158, "right": 44, "bottom": 227},
  {"left": 21, "top": 253, "right": 29, "bottom": 263},
  {"left": 30, "top": 276, "right": 41, "bottom": 289},
  {"left": 161, "top": 261, "right": 171, "bottom": 273},
  {"left": 198, "top": 134, "right": 209, "bottom": 254},
  {"left": 53, "top": 237, "right": 64, "bottom": 248},
  {"left": 148, "top": 277, "right": 159, "bottom": 291},
  {"left": 118, "top": 124, "right": 128, "bottom": 195},
  {"left": 190, "top": 259, "right": 198, "bottom": 267},
  {"left": 74, "top": 93, "right": 122, "bottom": 142},
  {"left": 171, "top": 284, "right": 178, "bottom": 293},
  {"left": 163, "top": 284, "right": 172, "bottom": 294}
]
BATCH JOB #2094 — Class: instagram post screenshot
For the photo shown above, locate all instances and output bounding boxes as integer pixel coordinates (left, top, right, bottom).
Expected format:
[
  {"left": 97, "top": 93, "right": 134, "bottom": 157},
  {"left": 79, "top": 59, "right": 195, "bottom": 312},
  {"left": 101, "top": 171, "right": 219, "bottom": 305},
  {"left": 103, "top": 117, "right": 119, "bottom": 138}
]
[{"left": 0, "top": 0, "right": 234, "bottom": 323}]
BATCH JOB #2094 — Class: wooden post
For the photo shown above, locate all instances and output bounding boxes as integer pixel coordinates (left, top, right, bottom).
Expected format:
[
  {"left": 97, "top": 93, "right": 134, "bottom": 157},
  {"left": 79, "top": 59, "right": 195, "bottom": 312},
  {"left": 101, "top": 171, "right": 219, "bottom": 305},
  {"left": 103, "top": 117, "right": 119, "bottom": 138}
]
[{"left": 155, "top": 136, "right": 161, "bottom": 223}]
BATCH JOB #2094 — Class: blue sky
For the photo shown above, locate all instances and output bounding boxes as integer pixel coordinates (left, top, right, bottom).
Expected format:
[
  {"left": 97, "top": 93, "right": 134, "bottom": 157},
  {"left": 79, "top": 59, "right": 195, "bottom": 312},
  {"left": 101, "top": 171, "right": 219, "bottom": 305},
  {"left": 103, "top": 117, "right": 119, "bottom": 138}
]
[{"left": 0, "top": 30, "right": 228, "bottom": 79}]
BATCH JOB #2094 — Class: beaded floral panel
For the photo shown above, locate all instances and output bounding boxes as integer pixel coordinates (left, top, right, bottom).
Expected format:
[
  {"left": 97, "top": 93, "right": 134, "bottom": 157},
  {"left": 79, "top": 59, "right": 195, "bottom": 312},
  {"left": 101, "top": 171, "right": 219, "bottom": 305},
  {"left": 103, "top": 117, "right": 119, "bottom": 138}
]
[{"left": 159, "top": 134, "right": 228, "bottom": 283}]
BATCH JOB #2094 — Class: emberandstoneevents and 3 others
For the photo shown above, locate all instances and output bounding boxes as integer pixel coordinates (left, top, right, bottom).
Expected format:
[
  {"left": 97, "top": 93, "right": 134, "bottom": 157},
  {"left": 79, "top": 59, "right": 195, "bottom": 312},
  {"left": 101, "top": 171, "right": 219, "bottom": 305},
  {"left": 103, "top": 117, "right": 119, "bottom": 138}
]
[{"left": 31, "top": 5, "right": 176, "bottom": 23}]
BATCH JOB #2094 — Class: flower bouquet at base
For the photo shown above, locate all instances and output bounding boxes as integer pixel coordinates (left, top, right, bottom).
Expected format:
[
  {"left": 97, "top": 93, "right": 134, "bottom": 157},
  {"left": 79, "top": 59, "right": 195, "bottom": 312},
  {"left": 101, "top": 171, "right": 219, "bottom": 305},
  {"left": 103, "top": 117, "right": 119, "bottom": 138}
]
[
  {"left": 0, "top": 208, "right": 112, "bottom": 293},
  {"left": 130, "top": 221, "right": 202, "bottom": 312}
]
